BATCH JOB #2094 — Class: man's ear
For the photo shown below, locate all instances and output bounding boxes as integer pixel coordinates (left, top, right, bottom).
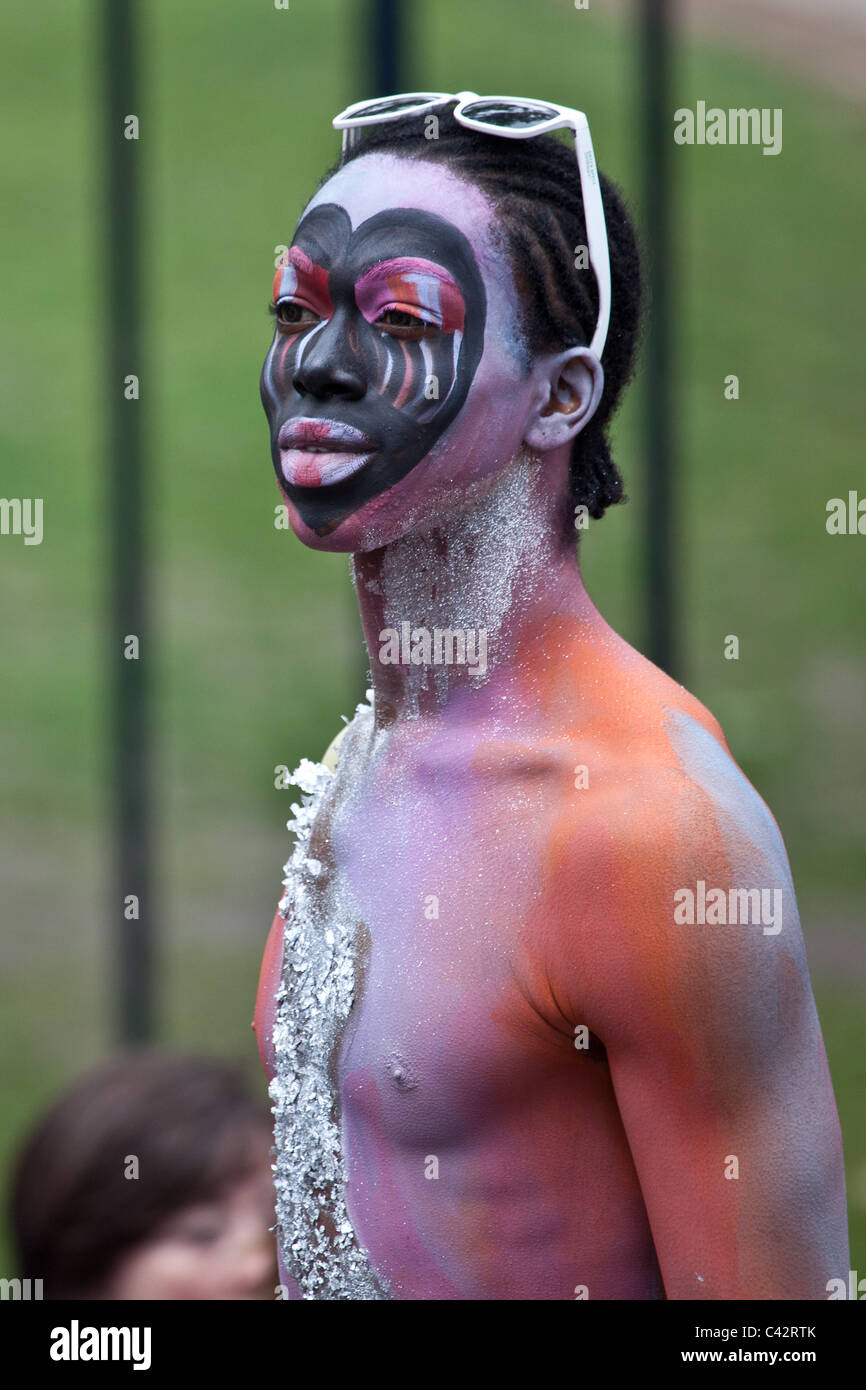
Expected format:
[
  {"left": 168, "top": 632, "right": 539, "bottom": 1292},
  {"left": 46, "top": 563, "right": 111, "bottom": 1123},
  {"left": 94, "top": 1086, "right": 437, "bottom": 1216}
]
[{"left": 523, "top": 347, "right": 604, "bottom": 453}]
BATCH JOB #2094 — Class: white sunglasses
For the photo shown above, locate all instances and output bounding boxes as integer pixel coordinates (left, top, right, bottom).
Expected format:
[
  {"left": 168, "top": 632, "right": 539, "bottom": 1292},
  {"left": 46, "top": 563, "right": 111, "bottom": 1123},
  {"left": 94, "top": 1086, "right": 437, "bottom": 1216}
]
[{"left": 333, "top": 90, "right": 611, "bottom": 362}]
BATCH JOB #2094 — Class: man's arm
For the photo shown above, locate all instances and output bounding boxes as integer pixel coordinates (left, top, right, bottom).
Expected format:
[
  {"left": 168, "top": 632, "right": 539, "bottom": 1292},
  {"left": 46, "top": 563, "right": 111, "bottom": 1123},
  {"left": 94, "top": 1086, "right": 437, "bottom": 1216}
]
[{"left": 559, "top": 772, "right": 849, "bottom": 1299}]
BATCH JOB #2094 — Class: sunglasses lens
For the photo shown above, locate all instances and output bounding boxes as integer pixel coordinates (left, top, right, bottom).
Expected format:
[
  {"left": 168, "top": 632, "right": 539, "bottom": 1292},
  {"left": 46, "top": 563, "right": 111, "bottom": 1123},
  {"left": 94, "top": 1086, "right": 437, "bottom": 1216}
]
[
  {"left": 460, "top": 99, "right": 559, "bottom": 129},
  {"left": 346, "top": 93, "right": 444, "bottom": 120}
]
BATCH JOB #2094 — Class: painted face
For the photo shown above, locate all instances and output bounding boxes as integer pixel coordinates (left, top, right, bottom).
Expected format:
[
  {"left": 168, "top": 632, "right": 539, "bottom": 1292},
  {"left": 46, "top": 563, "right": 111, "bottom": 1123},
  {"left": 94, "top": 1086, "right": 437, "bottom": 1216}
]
[{"left": 261, "top": 199, "right": 487, "bottom": 537}]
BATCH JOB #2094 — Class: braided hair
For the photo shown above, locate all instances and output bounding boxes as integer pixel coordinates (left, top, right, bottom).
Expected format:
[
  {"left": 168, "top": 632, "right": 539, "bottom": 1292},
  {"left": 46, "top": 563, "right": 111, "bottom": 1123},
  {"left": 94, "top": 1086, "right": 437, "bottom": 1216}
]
[{"left": 322, "top": 104, "right": 642, "bottom": 520}]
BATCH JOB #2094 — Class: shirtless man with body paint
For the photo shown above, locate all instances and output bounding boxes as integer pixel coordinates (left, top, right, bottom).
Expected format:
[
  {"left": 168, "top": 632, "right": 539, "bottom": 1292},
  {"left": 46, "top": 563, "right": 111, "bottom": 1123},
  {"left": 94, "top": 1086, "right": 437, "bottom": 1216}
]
[{"left": 254, "top": 110, "right": 848, "bottom": 1300}]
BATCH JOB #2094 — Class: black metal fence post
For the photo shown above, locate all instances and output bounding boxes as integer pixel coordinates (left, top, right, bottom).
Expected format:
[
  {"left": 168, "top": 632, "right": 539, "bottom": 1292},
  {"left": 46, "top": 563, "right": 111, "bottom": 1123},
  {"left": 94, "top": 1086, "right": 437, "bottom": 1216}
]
[
  {"left": 641, "top": 0, "right": 678, "bottom": 678},
  {"left": 102, "top": 0, "right": 154, "bottom": 1043},
  {"left": 368, "top": 0, "right": 404, "bottom": 95}
]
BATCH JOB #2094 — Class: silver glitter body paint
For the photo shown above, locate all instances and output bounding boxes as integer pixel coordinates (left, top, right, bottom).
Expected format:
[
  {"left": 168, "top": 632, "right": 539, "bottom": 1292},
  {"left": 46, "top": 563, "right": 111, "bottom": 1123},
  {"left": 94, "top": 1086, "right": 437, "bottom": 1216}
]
[
  {"left": 269, "top": 696, "right": 391, "bottom": 1299},
  {"left": 370, "top": 447, "right": 551, "bottom": 715}
]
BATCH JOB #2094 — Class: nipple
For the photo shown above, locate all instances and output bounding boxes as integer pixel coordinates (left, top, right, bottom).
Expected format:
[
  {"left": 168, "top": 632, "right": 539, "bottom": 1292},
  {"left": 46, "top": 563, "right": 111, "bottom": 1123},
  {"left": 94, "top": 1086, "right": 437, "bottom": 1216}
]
[{"left": 387, "top": 1054, "right": 418, "bottom": 1092}]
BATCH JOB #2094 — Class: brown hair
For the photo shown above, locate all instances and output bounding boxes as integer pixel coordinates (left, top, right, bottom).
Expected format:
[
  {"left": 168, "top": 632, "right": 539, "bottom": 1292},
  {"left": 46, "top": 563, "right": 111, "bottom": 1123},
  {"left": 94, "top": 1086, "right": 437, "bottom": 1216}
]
[{"left": 8, "top": 1050, "right": 273, "bottom": 1299}]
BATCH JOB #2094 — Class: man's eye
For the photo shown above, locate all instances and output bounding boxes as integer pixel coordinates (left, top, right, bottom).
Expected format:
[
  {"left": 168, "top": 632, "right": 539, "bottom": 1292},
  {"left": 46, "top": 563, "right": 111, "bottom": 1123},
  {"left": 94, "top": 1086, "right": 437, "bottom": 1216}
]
[
  {"left": 272, "top": 300, "right": 319, "bottom": 330},
  {"left": 375, "top": 308, "right": 437, "bottom": 337}
]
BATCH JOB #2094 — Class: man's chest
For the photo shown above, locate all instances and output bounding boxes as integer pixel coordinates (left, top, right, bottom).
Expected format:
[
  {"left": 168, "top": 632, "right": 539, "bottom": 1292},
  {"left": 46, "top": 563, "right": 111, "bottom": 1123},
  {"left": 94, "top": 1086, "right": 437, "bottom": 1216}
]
[
  {"left": 269, "top": 722, "right": 613, "bottom": 1297},
  {"left": 297, "top": 756, "right": 579, "bottom": 1145}
]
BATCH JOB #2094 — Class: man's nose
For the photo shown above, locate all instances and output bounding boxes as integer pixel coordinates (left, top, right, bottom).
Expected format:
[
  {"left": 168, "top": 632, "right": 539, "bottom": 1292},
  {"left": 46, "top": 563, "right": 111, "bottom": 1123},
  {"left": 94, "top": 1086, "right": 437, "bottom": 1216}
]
[{"left": 292, "top": 317, "right": 365, "bottom": 401}]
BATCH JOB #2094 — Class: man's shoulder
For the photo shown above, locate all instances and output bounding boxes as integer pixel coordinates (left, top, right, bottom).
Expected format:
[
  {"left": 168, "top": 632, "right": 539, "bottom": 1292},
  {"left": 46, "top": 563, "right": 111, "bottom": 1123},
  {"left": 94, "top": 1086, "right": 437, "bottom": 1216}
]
[
  {"left": 551, "top": 629, "right": 792, "bottom": 893},
  {"left": 545, "top": 651, "right": 805, "bottom": 1028}
]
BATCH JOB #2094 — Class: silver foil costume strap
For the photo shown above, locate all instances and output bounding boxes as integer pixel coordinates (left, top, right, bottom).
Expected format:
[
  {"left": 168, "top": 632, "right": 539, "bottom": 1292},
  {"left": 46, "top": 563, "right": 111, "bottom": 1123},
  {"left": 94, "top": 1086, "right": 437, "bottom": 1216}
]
[{"left": 269, "top": 722, "right": 391, "bottom": 1300}]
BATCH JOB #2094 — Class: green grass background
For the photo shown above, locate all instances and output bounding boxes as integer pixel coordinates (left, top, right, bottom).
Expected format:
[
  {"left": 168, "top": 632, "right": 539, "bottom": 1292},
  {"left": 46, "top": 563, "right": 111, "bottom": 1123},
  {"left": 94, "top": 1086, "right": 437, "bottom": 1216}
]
[{"left": 1, "top": 0, "right": 863, "bottom": 1280}]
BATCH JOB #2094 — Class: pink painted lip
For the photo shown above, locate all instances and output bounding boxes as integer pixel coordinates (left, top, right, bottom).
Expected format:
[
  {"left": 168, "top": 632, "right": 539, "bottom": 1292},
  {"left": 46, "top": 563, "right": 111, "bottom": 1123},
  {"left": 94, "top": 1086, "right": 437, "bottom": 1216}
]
[
  {"left": 278, "top": 417, "right": 378, "bottom": 488},
  {"left": 280, "top": 447, "right": 377, "bottom": 488},
  {"left": 278, "top": 417, "right": 376, "bottom": 450}
]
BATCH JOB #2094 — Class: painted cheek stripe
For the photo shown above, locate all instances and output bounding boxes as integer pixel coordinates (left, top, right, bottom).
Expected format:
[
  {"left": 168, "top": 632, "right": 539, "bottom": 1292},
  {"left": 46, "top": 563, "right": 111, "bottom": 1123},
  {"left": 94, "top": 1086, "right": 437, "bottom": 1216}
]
[
  {"left": 449, "top": 330, "right": 463, "bottom": 396},
  {"left": 417, "top": 339, "right": 434, "bottom": 408},
  {"left": 277, "top": 336, "right": 293, "bottom": 381},
  {"left": 380, "top": 349, "right": 394, "bottom": 394},
  {"left": 291, "top": 316, "right": 329, "bottom": 371},
  {"left": 416, "top": 329, "right": 464, "bottom": 423},
  {"left": 392, "top": 340, "right": 415, "bottom": 410}
]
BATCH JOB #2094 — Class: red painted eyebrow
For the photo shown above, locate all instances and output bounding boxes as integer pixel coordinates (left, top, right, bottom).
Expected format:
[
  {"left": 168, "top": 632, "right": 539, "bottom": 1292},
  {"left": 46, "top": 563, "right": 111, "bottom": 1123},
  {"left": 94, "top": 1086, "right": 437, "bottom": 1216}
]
[
  {"left": 272, "top": 246, "right": 332, "bottom": 318},
  {"left": 355, "top": 257, "right": 461, "bottom": 294}
]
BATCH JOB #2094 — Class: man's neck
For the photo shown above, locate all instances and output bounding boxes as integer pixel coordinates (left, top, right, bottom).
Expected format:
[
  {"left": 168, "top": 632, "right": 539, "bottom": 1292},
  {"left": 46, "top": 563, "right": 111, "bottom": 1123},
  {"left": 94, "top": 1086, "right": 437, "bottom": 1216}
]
[{"left": 351, "top": 447, "right": 594, "bottom": 725}]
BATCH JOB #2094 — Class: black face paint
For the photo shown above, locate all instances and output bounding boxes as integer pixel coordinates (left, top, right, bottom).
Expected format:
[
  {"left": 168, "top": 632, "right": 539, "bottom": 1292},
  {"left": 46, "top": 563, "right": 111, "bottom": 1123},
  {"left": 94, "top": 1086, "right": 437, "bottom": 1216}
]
[{"left": 260, "top": 204, "right": 487, "bottom": 536}]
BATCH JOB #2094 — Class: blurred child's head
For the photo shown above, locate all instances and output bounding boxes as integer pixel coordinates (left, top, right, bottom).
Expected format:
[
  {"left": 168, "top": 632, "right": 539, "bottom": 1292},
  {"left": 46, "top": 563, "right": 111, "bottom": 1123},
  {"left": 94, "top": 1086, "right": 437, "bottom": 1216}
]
[{"left": 9, "top": 1050, "right": 277, "bottom": 1299}]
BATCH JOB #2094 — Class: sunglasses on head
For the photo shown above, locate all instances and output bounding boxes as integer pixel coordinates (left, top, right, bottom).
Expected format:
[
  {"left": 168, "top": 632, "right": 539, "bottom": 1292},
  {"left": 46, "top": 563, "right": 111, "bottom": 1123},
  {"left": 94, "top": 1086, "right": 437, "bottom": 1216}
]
[{"left": 333, "top": 91, "right": 611, "bottom": 362}]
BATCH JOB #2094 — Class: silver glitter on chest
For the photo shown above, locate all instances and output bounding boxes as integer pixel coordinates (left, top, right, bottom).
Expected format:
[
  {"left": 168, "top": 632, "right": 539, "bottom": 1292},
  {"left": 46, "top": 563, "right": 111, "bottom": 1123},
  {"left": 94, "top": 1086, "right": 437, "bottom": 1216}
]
[{"left": 269, "top": 698, "right": 390, "bottom": 1299}]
